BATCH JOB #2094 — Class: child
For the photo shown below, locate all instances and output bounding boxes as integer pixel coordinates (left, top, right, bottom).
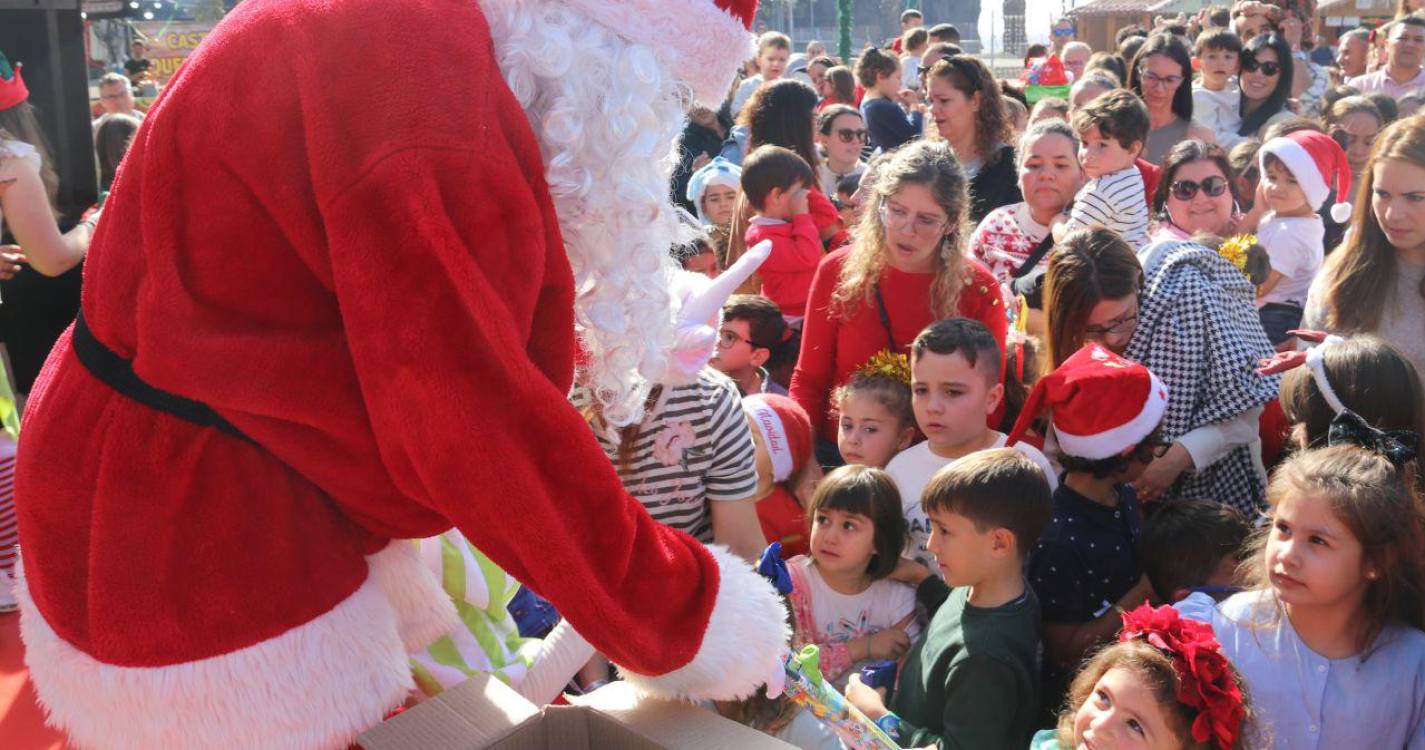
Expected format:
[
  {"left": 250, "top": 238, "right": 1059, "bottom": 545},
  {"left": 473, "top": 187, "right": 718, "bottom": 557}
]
[
  {"left": 1228, "top": 139, "right": 1261, "bottom": 211},
  {"left": 886, "top": 319, "right": 1057, "bottom": 571},
  {"left": 741, "top": 144, "right": 823, "bottom": 323},
  {"left": 713, "top": 294, "right": 789, "bottom": 397},
  {"left": 1061, "top": 89, "right": 1151, "bottom": 250},
  {"left": 1177, "top": 445, "right": 1425, "bottom": 748},
  {"left": 1192, "top": 28, "right": 1245, "bottom": 148},
  {"left": 1029, "top": 96, "right": 1070, "bottom": 124},
  {"left": 786, "top": 465, "right": 920, "bottom": 690},
  {"left": 834, "top": 173, "right": 860, "bottom": 228},
  {"left": 731, "top": 31, "right": 792, "bottom": 118},
  {"left": 1004, "top": 95, "right": 1030, "bottom": 138},
  {"left": 1138, "top": 501, "right": 1251, "bottom": 604},
  {"left": 1031, "top": 604, "right": 1251, "bottom": 749},
  {"left": 1255, "top": 131, "right": 1352, "bottom": 346},
  {"left": 676, "top": 231, "right": 720, "bottom": 278},
  {"left": 857, "top": 47, "right": 922, "bottom": 154},
  {"left": 832, "top": 352, "right": 916, "bottom": 469},
  {"left": 1009, "top": 342, "right": 1166, "bottom": 706},
  {"left": 686, "top": 155, "right": 742, "bottom": 228},
  {"left": 745, "top": 393, "right": 817, "bottom": 559},
  {"left": 845, "top": 449, "right": 1053, "bottom": 748}
]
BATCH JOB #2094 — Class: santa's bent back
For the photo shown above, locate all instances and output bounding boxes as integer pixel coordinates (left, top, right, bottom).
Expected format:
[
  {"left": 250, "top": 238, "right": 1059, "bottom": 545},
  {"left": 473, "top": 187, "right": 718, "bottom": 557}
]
[{"left": 12, "top": 0, "right": 788, "bottom": 747}]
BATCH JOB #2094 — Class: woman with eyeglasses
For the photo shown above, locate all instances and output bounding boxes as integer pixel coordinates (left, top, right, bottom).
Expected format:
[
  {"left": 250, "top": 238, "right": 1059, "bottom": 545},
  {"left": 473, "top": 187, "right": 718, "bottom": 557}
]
[
  {"left": 1129, "top": 33, "right": 1216, "bottom": 165},
  {"left": 815, "top": 105, "right": 868, "bottom": 196},
  {"left": 1237, "top": 32, "right": 1296, "bottom": 141},
  {"left": 790, "top": 140, "right": 1007, "bottom": 466},
  {"left": 925, "top": 55, "right": 1021, "bottom": 223},
  {"left": 1043, "top": 224, "right": 1277, "bottom": 512}
]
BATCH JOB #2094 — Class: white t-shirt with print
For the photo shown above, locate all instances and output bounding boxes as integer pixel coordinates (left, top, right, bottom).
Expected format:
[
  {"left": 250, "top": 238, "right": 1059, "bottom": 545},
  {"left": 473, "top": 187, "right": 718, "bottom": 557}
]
[
  {"left": 885, "top": 432, "right": 1058, "bottom": 574},
  {"left": 794, "top": 556, "right": 920, "bottom": 687}
]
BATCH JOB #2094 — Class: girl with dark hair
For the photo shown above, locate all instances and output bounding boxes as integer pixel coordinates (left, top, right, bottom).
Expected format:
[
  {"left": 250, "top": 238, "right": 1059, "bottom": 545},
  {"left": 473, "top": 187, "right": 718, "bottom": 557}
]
[
  {"left": 1043, "top": 227, "right": 1278, "bottom": 512},
  {"left": 1129, "top": 33, "right": 1215, "bottom": 165},
  {"left": 925, "top": 56, "right": 1021, "bottom": 222},
  {"left": 1237, "top": 32, "right": 1295, "bottom": 139},
  {"left": 817, "top": 65, "right": 857, "bottom": 111}
]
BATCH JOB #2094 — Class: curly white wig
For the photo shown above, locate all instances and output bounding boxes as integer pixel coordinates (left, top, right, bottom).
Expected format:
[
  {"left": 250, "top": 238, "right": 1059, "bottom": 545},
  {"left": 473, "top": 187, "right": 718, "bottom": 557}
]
[{"left": 479, "top": 0, "right": 703, "bottom": 427}]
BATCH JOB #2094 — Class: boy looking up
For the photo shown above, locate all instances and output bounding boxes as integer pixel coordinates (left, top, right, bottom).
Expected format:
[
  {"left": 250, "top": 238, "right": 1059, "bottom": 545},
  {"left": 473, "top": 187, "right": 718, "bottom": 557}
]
[
  {"left": 845, "top": 449, "right": 1052, "bottom": 749},
  {"left": 886, "top": 319, "right": 1056, "bottom": 572}
]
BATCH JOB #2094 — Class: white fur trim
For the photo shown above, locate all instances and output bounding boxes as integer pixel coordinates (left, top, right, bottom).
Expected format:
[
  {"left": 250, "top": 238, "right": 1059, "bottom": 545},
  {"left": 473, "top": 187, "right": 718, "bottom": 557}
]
[
  {"left": 1305, "top": 335, "right": 1349, "bottom": 415},
  {"left": 1261, "top": 137, "right": 1330, "bottom": 210},
  {"left": 1330, "top": 202, "right": 1353, "bottom": 223},
  {"left": 745, "top": 398, "right": 794, "bottom": 481},
  {"left": 1053, "top": 370, "right": 1169, "bottom": 460},
  {"left": 16, "top": 557, "right": 413, "bottom": 750},
  {"left": 618, "top": 545, "right": 789, "bottom": 701},
  {"left": 561, "top": 0, "right": 754, "bottom": 106},
  {"left": 367, "top": 538, "right": 460, "bottom": 652}
]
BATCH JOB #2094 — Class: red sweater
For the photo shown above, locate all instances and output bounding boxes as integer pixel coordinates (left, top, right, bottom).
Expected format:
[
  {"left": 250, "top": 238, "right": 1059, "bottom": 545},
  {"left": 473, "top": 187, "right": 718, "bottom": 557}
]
[
  {"left": 746, "top": 214, "right": 822, "bottom": 317},
  {"left": 790, "top": 247, "right": 1008, "bottom": 442}
]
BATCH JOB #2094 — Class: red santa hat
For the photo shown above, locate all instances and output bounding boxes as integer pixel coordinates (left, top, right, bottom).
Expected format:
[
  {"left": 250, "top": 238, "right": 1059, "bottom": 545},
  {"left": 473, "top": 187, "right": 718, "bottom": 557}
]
[
  {"left": 744, "top": 393, "right": 811, "bottom": 482},
  {"left": 0, "top": 53, "right": 28, "bottom": 112},
  {"left": 562, "top": 0, "right": 756, "bottom": 106},
  {"left": 1007, "top": 343, "right": 1169, "bottom": 460},
  {"left": 1260, "top": 130, "right": 1353, "bottom": 223}
]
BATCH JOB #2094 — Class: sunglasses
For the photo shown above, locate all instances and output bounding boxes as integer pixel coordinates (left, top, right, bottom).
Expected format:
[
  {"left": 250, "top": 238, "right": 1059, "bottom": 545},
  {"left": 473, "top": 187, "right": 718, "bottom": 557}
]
[
  {"left": 835, "top": 128, "right": 868, "bottom": 144},
  {"left": 1241, "top": 58, "right": 1282, "bottom": 76},
  {"left": 1170, "top": 175, "right": 1229, "bottom": 201}
]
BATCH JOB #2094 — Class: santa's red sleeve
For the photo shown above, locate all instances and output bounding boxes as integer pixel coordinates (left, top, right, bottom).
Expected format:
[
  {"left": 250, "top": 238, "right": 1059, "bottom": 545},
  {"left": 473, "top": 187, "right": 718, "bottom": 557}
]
[{"left": 322, "top": 147, "right": 786, "bottom": 696}]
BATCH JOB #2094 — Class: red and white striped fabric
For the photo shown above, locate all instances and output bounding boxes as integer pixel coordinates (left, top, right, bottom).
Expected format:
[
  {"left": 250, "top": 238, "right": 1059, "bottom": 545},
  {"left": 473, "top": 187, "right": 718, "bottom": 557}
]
[{"left": 0, "top": 434, "right": 17, "bottom": 574}]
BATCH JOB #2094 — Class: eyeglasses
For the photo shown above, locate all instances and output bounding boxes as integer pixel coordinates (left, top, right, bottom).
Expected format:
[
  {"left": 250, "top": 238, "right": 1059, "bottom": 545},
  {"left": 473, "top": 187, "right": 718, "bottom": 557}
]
[
  {"left": 718, "top": 330, "right": 755, "bottom": 349},
  {"left": 1084, "top": 312, "right": 1138, "bottom": 340},
  {"left": 878, "top": 202, "right": 950, "bottom": 237},
  {"left": 835, "top": 128, "right": 868, "bottom": 144},
  {"left": 1139, "top": 70, "right": 1184, "bottom": 89},
  {"left": 1170, "top": 175, "right": 1229, "bottom": 201},
  {"left": 1241, "top": 58, "right": 1282, "bottom": 76}
]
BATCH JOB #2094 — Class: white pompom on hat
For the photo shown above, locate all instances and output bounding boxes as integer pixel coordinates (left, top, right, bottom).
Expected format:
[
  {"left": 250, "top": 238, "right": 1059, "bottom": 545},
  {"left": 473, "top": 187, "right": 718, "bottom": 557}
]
[{"left": 1260, "top": 130, "right": 1354, "bottom": 223}]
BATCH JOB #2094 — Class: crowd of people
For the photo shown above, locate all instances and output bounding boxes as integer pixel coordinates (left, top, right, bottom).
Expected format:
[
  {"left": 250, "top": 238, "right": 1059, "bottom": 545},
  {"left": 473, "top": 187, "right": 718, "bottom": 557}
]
[{"left": 2, "top": 1, "right": 1425, "bottom": 748}]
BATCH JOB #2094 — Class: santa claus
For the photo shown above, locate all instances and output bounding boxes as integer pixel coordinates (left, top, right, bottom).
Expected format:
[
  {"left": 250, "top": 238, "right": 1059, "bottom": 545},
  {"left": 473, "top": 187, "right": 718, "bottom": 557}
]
[{"left": 11, "top": 0, "right": 789, "bottom": 747}]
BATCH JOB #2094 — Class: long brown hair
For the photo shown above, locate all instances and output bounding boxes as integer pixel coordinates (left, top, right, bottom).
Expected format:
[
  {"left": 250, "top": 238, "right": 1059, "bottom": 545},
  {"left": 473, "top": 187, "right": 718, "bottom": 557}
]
[
  {"left": 926, "top": 56, "right": 1013, "bottom": 162},
  {"left": 1042, "top": 227, "right": 1144, "bottom": 371},
  {"left": 0, "top": 101, "right": 59, "bottom": 217},
  {"left": 1323, "top": 114, "right": 1425, "bottom": 333},
  {"left": 830, "top": 140, "right": 970, "bottom": 321},
  {"left": 740, "top": 78, "right": 822, "bottom": 184},
  {"left": 825, "top": 65, "right": 856, "bottom": 105},
  {"left": 1240, "top": 445, "right": 1425, "bottom": 654},
  {"left": 1280, "top": 336, "right": 1425, "bottom": 452}
]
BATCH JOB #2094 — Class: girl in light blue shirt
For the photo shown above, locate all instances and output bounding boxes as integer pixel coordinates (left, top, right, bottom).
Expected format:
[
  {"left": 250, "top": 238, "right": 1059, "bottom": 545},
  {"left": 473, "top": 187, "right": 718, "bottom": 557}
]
[{"left": 1178, "top": 444, "right": 1425, "bottom": 749}]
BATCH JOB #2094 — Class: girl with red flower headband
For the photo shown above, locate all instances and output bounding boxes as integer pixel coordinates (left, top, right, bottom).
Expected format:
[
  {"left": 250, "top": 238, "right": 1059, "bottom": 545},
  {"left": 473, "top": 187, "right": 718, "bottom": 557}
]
[{"left": 1031, "top": 604, "right": 1253, "bottom": 750}]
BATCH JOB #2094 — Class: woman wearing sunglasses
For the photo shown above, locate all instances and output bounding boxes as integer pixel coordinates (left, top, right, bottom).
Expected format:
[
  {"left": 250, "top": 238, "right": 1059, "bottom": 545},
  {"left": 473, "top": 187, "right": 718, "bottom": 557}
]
[
  {"left": 1128, "top": 33, "right": 1216, "bottom": 165},
  {"left": 1237, "top": 32, "right": 1296, "bottom": 140},
  {"left": 1150, "top": 139, "right": 1240, "bottom": 243},
  {"left": 815, "top": 105, "right": 868, "bottom": 196},
  {"left": 1042, "top": 223, "right": 1278, "bottom": 510}
]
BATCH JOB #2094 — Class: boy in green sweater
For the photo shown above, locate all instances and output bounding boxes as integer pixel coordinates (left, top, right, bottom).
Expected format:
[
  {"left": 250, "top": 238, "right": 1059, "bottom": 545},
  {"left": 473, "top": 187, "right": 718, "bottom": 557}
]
[{"left": 845, "top": 448, "right": 1052, "bottom": 749}]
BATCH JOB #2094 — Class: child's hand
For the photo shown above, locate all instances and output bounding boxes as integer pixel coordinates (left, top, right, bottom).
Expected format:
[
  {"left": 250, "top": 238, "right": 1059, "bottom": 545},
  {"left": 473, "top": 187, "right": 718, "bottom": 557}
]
[
  {"left": 888, "top": 556, "right": 934, "bottom": 587},
  {"left": 868, "top": 626, "right": 911, "bottom": 660},
  {"left": 1117, "top": 574, "right": 1158, "bottom": 610},
  {"left": 843, "top": 673, "right": 889, "bottom": 720},
  {"left": 791, "top": 188, "right": 810, "bottom": 216}
]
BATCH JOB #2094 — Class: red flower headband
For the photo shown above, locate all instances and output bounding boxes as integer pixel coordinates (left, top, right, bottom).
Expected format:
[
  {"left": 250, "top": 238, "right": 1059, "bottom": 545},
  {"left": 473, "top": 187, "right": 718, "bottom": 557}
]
[{"left": 1119, "top": 604, "right": 1245, "bottom": 750}]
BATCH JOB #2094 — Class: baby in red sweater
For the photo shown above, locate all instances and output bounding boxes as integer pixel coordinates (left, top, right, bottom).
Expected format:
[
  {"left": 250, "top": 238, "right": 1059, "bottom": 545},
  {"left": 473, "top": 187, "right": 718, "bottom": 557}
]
[{"left": 742, "top": 145, "right": 824, "bottom": 323}]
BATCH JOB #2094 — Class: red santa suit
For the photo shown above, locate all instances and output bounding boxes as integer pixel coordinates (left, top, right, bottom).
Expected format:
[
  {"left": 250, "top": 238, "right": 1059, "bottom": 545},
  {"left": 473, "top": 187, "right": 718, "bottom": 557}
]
[{"left": 12, "top": 0, "right": 787, "bottom": 748}]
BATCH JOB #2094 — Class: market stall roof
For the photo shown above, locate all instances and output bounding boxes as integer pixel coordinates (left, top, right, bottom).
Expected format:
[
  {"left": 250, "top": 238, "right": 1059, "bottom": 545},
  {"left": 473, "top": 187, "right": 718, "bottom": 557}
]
[
  {"left": 1316, "top": 0, "right": 1391, "bottom": 15},
  {"left": 1070, "top": 0, "right": 1181, "bottom": 18}
]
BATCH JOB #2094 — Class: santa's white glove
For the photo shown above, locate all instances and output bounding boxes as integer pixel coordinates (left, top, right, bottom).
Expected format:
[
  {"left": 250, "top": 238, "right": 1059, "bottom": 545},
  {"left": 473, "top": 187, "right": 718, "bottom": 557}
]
[{"left": 763, "top": 654, "right": 787, "bottom": 700}]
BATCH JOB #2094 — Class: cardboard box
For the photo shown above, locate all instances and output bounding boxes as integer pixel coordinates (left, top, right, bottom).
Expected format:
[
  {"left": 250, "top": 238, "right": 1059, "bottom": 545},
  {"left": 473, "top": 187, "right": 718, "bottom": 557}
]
[{"left": 357, "top": 673, "right": 795, "bottom": 750}]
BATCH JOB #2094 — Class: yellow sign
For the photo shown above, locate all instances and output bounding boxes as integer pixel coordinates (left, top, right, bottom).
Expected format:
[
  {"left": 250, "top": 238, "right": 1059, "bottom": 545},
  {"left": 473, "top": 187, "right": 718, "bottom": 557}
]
[{"left": 131, "top": 21, "right": 215, "bottom": 83}]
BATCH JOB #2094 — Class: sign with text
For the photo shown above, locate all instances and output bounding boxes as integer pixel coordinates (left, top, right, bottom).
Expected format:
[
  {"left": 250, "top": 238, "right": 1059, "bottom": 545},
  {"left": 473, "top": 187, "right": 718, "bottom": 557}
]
[{"left": 131, "top": 21, "right": 214, "bottom": 83}]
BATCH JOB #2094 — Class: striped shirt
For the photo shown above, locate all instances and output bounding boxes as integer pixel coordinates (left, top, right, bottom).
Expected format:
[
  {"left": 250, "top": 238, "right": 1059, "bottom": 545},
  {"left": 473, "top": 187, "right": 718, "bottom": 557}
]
[
  {"left": 1065, "top": 165, "right": 1149, "bottom": 250},
  {"left": 572, "top": 369, "right": 758, "bottom": 542}
]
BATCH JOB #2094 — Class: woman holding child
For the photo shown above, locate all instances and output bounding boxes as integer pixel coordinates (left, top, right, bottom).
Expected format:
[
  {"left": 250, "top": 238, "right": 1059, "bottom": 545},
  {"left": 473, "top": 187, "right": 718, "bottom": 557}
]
[
  {"left": 1044, "top": 222, "right": 1279, "bottom": 513},
  {"left": 790, "top": 140, "right": 1007, "bottom": 466}
]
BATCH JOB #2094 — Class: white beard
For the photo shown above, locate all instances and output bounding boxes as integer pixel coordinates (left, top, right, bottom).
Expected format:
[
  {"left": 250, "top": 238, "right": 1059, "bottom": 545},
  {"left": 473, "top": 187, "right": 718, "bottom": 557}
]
[{"left": 478, "top": 0, "right": 693, "bottom": 427}]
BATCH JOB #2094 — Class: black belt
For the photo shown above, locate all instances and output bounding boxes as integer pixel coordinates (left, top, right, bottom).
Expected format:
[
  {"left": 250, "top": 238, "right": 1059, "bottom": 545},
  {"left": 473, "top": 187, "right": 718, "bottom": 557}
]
[{"left": 72, "top": 311, "right": 251, "bottom": 442}]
